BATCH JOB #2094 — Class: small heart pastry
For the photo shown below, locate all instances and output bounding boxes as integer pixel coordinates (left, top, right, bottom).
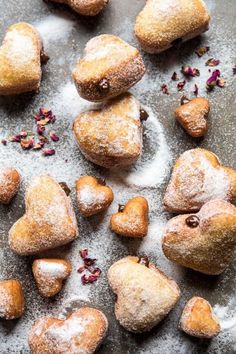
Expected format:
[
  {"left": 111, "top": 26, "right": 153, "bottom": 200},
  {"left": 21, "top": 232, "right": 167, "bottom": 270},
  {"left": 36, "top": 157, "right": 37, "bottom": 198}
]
[
  {"left": 32, "top": 259, "right": 72, "bottom": 298},
  {"left": 76, "top": 176, "right": 114, "bottom": 217},
  {"left": 175, "top": 97, "right": 210, "bottom": 138},
  {"left": 0, "top": 279, "right": 25, "bottom": 320},
  {"left": 163, "top": 148, "right": 236, "bottom": 213},
  {"left": 73, "top": 35, "right": 145, "bottom": 102},
  {"left": 108, "top": 256, "right": 180, "bottom": 332},
  {"left": 9, "top": 175, "right": 78, "bottom": 256},
  {"left": 49, "top": 0, "right": 108, "bottom": 16},
  {"left": 28, "top": 307, "right": 108, "bottom": 354},
  {"left": 135, "top": 0, "right": 210, "bottom": 54},
  {"left": 179, "top": 297, "right": 221, "bottom": 338},
  {"left": 0, "top": 23, "right": 44, "bottom": 95},
  {"left": 0, "top": 167, "right": 21, "bottom": 204},
  {"left": 73, "top": 93, "right": 143, "bottom": 168},
  {"left": 162, "top": 199, "right": 236, "bottom": 275},
  {"left": 110, "top": 196, "right": 149, "bottom": 238}
]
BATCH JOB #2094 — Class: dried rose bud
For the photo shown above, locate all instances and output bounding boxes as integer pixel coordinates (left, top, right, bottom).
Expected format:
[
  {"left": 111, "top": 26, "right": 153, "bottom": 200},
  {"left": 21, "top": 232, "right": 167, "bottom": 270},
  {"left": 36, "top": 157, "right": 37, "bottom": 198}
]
[
  {"left": 81, "top": 274, "right": 99, "bottom": 285},
  {"left": 37, "top": 117, "right": 50, "bottom": 126},
  {"left": 77, "top": 266, "right": 85, "bottom": 273},
  {"left": 9, "top": 134, "right": 21, "bottom": 143},
  {"left": 59, "top": 182, "right": 71, "bottom": 195},
  {"left": 20, "top": 129, "right": 28, "bottom": 138},
  {"left": 195, "top": 46, "right": 210, "bottom": 57},
  {"left": 50, "top": 131, "right": 59, "bottom": 142},
  {"left": 37, "top": 125, "right": 45, "bottom": 135},
  {"left": 42, "top": 149, "right": 55, "bottom": 156},
  {"left": 1, "top": 139, "right": 7, "bottom": 146},
  {"left": 161, "top": 84, "right": 169, "bottom": 94},
  {"left": 39, "top": 136, "right": 49, "bottom": 144},
  {"left": 177, "top": 80, "right": 186, "bottom": 91},
  {"left": 193, "top": 84, "right": 199, "bottom": 96},
  {"left": 171, "top": 72, "right": 179, "bottom": 81},
  {"left": 80, "top": 249, "right": 88, "bottom": 259},
  {"left": 33, "top": 142, "right": 43, "bottom": 150},
  {"left": 84, "top": 258, "right": 97, "bottom": 267},
  {"left": 217, "top": 78, "right": 226, "bottom": 88},
  {"left": 205, "top": 58, "right": 220, "bottom": 67},
  {"left": 21, "top": 137, "right": 34, "bottom": 150},
  {"left": 181, "top": 66, "right": 200, "bottom": 77},
  {"left": 206, "top": 69, "right": 221, "bottom": 91},
  {"left": 91, "top": 267, "right": 102, "bottom": 276}
]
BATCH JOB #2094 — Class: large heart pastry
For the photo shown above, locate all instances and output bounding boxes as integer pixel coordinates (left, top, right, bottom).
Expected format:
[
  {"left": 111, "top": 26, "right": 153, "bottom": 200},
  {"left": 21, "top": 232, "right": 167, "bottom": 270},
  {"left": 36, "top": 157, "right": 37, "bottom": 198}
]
[
  {"left": 32, "top": 259, "right": 72, "bottom": 298},
  {"left": 110, "top": 196, "right": 149, "bottom": 238},
  {"left": 73, "top": 35, "right": 145, "bottom": 102},
  {"left": 73, "top": 93, "right": 143, "bottom": 168},
  {"left": 0, "top": 167, "right": 21, "bottom": 204},
  {"left": 108, "top": 256, "right": 180, "bottom": 332},
  {"left": 28, "top": 307, "right": 108, "bottom": 354},
  {"left": 0, "top": 23, "right": 44, "bottom": 95},
  {"left": 49, "top": 0, "right": 108, "bottom": 16},
  {"left": 135, "top": 0, "right": 210, "bottom": 54},
  {"left": 179, "top": 297, "right": 221, "bottom": 338},
  {"left": 162, "top": 199, "right": 236, "bottom": 275},
  {"left": 0, "top": 279, "right": 25, "bottom": 320},
  {"left": 163, "top": 148, "right": 236, "bottom": 213},
  {"left": 9, "top": 175, "right": 78, "bottom": 256}
]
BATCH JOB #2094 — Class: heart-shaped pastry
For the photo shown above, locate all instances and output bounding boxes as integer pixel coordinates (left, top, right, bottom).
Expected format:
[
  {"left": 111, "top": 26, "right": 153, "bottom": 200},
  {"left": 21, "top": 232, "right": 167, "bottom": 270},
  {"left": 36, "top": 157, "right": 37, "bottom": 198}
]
[
  {"left": 73, "top": 35, "right": 145, "bottom": 102},
  {"left": 135, "top": 0, "right": 210, "bottom": 54},
  {"left": 28, "top": 307, "right": 108, "bottom": 354},
  {"left": 0, "top": 167, "right": 21, "bottom": 204},
  {"left": 163, "top": 148, "right": 236, "bottom": 213},
  {"left": 0, "top": 23, "right": 44, "bottom": 95},
  {"left": 9, "top": 175, "right": 78, "bottom": 256},
  {"left": 76, "top": 176, "right": 114, "bottom": 216},
  {"left": 162, "top": 199, "right": 236, "bottom": 275},
  {"left": 0, "top": 279, "right": 25, "bottom": 320},
  {"left": 175, "top": 97, "right": 210, "bottom": 138},
  {"left": 32, "top": 259, "right": 72, "bottom": 298},
  {"left": 179, "top": 297, "right": 221, "bottom": 338},
  {"left": 49, "top": 0, "right": 108, "bottom": 16},
  {"left": 110, "top": 196, "right": 149, "bottom": 238},
  {"left": 108, "top": 256, "right": 180, "bottom": 332},
  {"left": 73, "top": 93, "right": 143, "bottom": 168}
]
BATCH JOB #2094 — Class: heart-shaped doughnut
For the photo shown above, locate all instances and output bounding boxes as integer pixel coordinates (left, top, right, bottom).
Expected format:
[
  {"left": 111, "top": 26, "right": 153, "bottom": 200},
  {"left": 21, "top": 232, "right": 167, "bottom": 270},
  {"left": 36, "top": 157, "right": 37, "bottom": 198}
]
[
  {"left": 0, "top": 167, "right": 21, "bottom": 204},
  {"left": 135, "top": 0, "right": 210, "bottom": 54},
  {"left": 73, "top": 93, "right": 143, "bottom": 168},
  {"left": 28, "top": 307, "right": 108, "bottom": 354},
  {"left": 108, "top": 256, "right": 180, "bottom": 332},
  {"left": 0, "top": 279, "right": 25, "bottom": 320},
  {"left": 49, "top": 0, "right": 108, "bottom": 16},
  {"left": 175, "top": 97, "right": 210, "bottom": 138},
  {"left": 76, "top": 176, "right": 113, "bottom": 216},
  {"left": 9, "top": 175, "right": 78, "bottom": 256},
  {"left": 179, "top": 297, "right": 221, "bottom": 338},
  {"left": 32, "top": 259, "right": 72, "bottom": 298},
  {"left": 162, "top": 199, "right": 236, "bottom": 275},
  {"left": 73, "top": 35, "right": 145, "bottom": 102},
  {"left": 110, "top": 196, "right": 149, "bottom": 238},
  {"left": 0, "top": 23, "right": 44, "bottom": 95},
  {"left": 163, "top": 148, "right": 236, "bottom": 213}
]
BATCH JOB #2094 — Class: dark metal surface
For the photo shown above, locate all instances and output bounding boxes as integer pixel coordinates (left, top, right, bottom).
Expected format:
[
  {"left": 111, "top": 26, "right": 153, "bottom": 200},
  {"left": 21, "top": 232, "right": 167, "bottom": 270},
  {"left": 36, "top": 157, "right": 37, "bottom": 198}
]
[{"left": 0, "top": 0, "right": 236, "bottom": 353}]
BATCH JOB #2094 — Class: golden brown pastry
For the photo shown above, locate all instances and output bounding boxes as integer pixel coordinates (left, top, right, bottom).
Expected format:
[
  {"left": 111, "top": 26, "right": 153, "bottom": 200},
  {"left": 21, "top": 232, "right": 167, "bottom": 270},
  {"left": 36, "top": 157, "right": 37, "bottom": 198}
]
[
  {"left": 108, "top": 256, "right": 180, "bottom": 332},
  {"left": 135, "top": 0, "right": 210, "bottom": 54},
  {"left": 175, "top": 97, "right": 210, "bottom": 138},
  {"left": 110, "top": 196, "right": 149, "bottom": 238},
  {"left": 73, "top": 35, "right": 145, "bottom": 102},
  {"left": 179, "top": 297, "right": 221, "bottom": 338},
  {"left": 0, "top": 23, "right": 44, "bottom": 95},
  {"left": 32, "top": 259, "right": 72, "bottom": 298},
  {"left": 28, "top": 307, "right": 108, "bottom": 354},
  {"left": 162, "top": 199, "right": 236, "bottom": 275},
  {"left": 73, "top": 93, "right": 143, "bottom": 168},
  {"left": 0, "top": 279, "right": 25, "bottom": 320},
  {"left": 76, "top": 176, "right": 113, "bottom": 216},
  {"left": 163, "top": 148, "right": 236, "bottom": 213},
  {"left": 49, "top": 0, "right": 108, "bottom": 16},
  {"left": 0, "top": 167, "right": 21, "bottom": 204},
  {"left": 9, "top": 175, "right": 78, "bottom": 256}
]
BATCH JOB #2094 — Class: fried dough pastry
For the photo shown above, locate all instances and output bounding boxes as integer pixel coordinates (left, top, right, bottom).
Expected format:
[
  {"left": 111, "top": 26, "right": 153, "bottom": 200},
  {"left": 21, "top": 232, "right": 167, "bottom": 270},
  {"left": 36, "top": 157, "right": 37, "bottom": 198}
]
[
  {"left": 28, "top": 307, "right": 108, "bottom": 354},
  {"left": 73, "top": 93, "right": 143, "bottom": 168},
  {"left": 163, "top": 148, "right": 236, "bottom": 213},
  {"left": 0, "top": 279, "right": 25, "bottom": 320},
  {"left": 0, "top": 23, "right": 44, "bottom": 95},
  {"left": 76, "top": 176, "right": 113, "bottom": 216},
  {"left": 108, "top": 256, "right": 180, "bottom": 332},
  {"left": 0, "top": 167, "right": 21, "bottom": 204},
  {"left": 179, "top": 297, "right": 221, "bottom": 338},
  {"left": 110, "top": 196, "right": 149, "bottom": 238},
  {"left": 49, "top": 0, "right": 108, "bottom": 16},
  {"left": 73, "top": 35, "right": 145, "bottom": 102},
  {"left": 32, "top": 259, "right": 72, "bottom": 298},
  {"left": 162, "top": 199, "right": 236, "bottom": 275},
  {"left": 135, "top": 0, "right": 210, "bottom": 54},
  {"left": 9, "top": 175, "right": 78, "bottom": 256},
  {"left": 175, "top": 97, "right": 210, "bottom": 138}
]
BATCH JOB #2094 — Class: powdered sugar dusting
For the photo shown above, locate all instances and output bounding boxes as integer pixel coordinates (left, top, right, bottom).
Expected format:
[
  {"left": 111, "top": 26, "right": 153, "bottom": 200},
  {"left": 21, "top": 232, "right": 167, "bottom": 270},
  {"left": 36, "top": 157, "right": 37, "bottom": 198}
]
[{"left": 36, "top": 260, "right": 68, "bottom": 278}]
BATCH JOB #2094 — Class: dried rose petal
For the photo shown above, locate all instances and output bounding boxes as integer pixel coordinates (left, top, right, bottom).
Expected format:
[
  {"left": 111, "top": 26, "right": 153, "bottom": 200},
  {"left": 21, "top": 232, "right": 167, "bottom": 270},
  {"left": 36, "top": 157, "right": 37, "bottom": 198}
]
[
  {"left": 84, "top": 258, "right": 97, "bottom": 267},
  {"left": 9, "top": 134, "right": 21, "bottom": 143},
  {"left": 50, "top": 131, "right": 59, "bottom": 142},
  {"left": 20, "top": 129, "right": 28, "bottom": 138},
  {"left": 37, "top": 125, "right": 45, "bottom": 135},
  {"left": 81, "top": 274, "right": 99, "bottom": 285},
  {"left": 37, "top": 118, "right": 50, "bottom": 126},
  {"left": 193, "top": 84, "right": 199, "bottom": 96},
  {"left": 205, "top": 58, "right": 220, "bottom": 67},
  {"left": 177, "top": 80, "right": 186, "bottom": 91},
  {"left": 181, "top": 66, "right": 200, "bottom": 77},
  {"left": 1, "top": 139, "right": 7, "bottom": 146},
  {"left": 171, "top": 72, "right": 179, "bottom": 81},
  {"left": 233, "top": 65, "right": 236, "bottom": 74},
  {"left": 21, "top": 137, "right": 34, "bottom": 150},
  {"left": 206, "top": 69, "right": 221, "bottom": 91},
  {"left": 217, "top": 78, "right": 226, "bottom": 88},
  {"left": 80, "top": 249, "right": 88, "bottom": 259},
  {"left": 195, "top": 46, "right": 210, "bottom": 57},
  {"left": 77, "top": 266, "right": 85, "bottom": 273},
  {"left": 33, "top": 142, "right": 43, "bottom": 150},
  {"left": 39, "top": 136, "right": 49, "bottom": 144},
  {"left": 91, "top": 267, "right": 102, "bottom": 276},
  {"left": 161, "top": 84, "right": 169, "bottom": 94},
  {"left": 42, "top": 148, "right": 55, "bottom": 156}
]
